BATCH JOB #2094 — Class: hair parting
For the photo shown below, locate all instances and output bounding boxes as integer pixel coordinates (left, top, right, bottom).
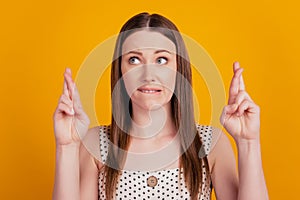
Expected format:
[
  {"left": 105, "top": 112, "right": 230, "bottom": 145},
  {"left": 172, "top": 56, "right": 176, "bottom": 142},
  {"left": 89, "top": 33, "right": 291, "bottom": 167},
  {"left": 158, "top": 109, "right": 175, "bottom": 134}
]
[{"left": 103, "top": 12, "right": 210, "bottom": 200}]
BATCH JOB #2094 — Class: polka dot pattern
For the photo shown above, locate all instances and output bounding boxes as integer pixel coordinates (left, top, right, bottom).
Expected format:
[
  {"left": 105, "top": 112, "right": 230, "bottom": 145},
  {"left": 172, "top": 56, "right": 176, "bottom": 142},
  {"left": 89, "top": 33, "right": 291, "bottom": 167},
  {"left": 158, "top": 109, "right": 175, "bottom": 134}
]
[
  {"left": 99, "top": 125, "right": 110, "bottom": 163},
  {"left": 98, "top": 125, "right": 213, "bottom": 199}
]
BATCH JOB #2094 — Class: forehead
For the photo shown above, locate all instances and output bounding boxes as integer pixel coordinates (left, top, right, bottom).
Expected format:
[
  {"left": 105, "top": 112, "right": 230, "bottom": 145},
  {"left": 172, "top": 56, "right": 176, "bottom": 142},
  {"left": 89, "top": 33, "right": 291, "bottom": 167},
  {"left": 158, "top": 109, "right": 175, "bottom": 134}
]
[{"left": 122, "top": 30, "right": 176, "bottom": 55}]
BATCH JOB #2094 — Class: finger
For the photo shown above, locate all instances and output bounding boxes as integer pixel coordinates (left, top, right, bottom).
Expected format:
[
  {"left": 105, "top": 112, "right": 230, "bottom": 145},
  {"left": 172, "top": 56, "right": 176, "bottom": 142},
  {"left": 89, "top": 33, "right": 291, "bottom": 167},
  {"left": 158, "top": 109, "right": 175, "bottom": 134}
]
[
  {"left": 234, "top": 90, "right": 252, "bottom": 105},
  {"left": 228, "top": 67, "right": 244, "bottom": 104},
  {"left": 220, "top": 104, "right": 238, "bottom": 125},
  {"left": 233, "top": 61, "right": 239, "bottom": 72},
  {"left": 223, "top": 103, "right": 239, "bottom": 115},
  {"left": 72, "top": 84, "right": 83, "bottom": 113},
  {"left": 56, "top": 102, "right": 75, "bottom": 116},
  {"left": 229, "top": 62, "right": 243, "bottom": 104},
  {"left": 240, "top": 72, "right": 245, "bottom": 91},
  {"left": 237, "top": 99, "right": 259, "bottom": 117},
  {"left": 64, "top": 68, "right": 75, "bottom": 100},
  {"left": 233, "top": 61, "right": 246, "bottom": 91},
  {"left": 63, "top": 79, "right": 69, "bottom": 96},
  {"left": 59, "top": 94, "right": 73, "bottom": 108}
]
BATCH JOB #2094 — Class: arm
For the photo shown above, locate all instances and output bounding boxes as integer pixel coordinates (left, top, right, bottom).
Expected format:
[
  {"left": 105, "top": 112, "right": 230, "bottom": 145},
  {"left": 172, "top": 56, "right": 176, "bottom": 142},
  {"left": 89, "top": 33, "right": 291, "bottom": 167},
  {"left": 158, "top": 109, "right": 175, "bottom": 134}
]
[
  {"left": 52, "top": 68, "right": 96, "bottom": 200},
  {"left": 53, "top": 127, "right": 101, "bottom": 200},
  {"left": 236, "top": 138, "right": 268, "bottom": 200},
  {"left": 209, "top": 127, "right": 268, "bottom": 200},
  {"left": 218, "top": 62, "right": 268, "bottom": 200},
  {"left": 53, "top": 143, "right": 80, "bottom": 200},
  {"left": 208, "top": 128, "right": 238, "bottom": 200},
  {"left": 79, "top": 126, "right": 103, "bottom": 200}
]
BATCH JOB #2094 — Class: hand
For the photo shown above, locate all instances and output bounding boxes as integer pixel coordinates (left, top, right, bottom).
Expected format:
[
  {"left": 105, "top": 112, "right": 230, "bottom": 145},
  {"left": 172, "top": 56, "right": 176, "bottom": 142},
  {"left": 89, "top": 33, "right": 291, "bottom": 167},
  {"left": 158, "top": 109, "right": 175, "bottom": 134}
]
[
  {"left": 53, "top": 68, "right": 90, "bottom": 146},
  {"left": 220, "top": 62, "right": 260, "bottom": 142}
]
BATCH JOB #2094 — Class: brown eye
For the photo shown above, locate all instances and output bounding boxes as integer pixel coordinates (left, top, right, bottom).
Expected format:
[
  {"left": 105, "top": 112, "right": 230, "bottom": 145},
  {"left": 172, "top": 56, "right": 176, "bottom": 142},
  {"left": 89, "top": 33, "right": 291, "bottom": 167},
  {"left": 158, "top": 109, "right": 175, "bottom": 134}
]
[
  {"left": 156, "top": 57, "right": 168, "bottom": 65},
  {"left": 129, "top": 57, "right": 141, "bottom": 64}
]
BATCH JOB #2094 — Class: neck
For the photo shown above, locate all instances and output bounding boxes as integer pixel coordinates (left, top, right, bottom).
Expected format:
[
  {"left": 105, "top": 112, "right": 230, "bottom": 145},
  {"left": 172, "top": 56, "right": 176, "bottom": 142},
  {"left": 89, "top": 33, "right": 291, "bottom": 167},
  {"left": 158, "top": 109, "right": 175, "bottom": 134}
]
[{"left": 130, "top": 103, "right": 176, "bottom": 140}]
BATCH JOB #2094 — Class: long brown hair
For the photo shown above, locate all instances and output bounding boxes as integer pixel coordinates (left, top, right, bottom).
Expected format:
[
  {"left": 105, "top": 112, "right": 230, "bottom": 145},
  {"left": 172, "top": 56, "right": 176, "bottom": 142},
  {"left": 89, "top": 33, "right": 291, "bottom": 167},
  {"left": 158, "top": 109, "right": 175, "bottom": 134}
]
[{"left": 104, "top": 12, "right": 210, "bottom": 199}]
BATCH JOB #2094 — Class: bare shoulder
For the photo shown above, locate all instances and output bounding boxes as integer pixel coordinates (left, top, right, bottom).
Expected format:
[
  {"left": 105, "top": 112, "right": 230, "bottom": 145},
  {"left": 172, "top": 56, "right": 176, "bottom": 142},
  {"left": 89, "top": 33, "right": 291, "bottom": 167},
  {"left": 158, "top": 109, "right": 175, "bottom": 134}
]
[
  {"left": 80, "top": 126, "right": 103, "bottom": 170},
  {"left": 207, "top": 126, "right": 235, "bottom": 171},
  {"left": 79, "top": 126, "right": 104, "bottom": 199},
  {"left": 196, "top": 125, "right": 223, "bottom": 156}
]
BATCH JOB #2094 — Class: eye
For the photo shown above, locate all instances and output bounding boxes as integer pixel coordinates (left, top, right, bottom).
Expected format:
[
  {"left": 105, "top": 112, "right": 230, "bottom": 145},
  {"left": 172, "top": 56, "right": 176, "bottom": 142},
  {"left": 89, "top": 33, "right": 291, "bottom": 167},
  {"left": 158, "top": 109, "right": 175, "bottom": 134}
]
[
  {"left": 128, "top": 57, "right": 141, "bottom": 65},
  {"left": 156, "top": 57, "right": 168, "bottom": 65}
]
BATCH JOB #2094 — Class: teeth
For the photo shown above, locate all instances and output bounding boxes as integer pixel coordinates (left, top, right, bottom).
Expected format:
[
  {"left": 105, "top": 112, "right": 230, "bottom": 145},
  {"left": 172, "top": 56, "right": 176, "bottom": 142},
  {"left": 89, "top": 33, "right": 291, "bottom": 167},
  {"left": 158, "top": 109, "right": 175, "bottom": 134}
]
[{"left": 141, "top": 90, "right": 159, "bottom": 93}]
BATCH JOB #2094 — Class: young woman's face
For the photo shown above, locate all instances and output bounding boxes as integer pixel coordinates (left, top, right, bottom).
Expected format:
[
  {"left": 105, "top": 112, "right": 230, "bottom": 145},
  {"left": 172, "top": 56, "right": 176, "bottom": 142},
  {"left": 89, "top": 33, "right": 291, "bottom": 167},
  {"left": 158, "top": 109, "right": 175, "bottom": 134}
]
[{"left": 121, "top": 30, "right": 177, "bottom": 110}]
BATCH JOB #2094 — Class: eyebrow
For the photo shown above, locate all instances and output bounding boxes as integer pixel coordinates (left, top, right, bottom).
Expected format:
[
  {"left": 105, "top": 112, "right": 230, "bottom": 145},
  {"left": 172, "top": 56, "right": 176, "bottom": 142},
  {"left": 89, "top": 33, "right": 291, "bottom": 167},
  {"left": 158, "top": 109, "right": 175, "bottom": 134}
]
[{"left": 124, "top": 49, "right": 173, "bottom": 55}]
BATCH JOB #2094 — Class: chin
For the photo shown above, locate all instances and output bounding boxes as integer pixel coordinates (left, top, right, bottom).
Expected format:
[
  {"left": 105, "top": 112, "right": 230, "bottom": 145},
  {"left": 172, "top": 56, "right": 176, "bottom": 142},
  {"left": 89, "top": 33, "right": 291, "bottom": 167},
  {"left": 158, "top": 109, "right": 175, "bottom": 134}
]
[
  {"left": 132, "top": 99, "right": 170, "bottom": 111},
  {"left": 140, "top": 102, "right": 164, "bottom": 111},
  {"left": 130, "top": 92, "right": 173, "bottom": 111}
]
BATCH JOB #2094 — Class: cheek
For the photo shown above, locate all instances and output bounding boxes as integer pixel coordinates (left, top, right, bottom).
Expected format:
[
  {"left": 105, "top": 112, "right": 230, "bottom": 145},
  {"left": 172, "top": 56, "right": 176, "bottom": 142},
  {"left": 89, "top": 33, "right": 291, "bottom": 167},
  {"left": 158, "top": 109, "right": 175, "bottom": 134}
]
[
  {"left": 157, "top": 67, "right": 177, "bottom": 92},
  {"left": 121, "top": 67, "right": 142, "bottom": 97},
  {"left": 167, "top": 60, "right": 177, "bottom": 89},
  {"left": 120, "top": 59, "right": 127, "bottom": 75},
  {"left": 122, "top": 74, "right": 135, "bottom": 97},
  {"left": 120, "top": 61, "right": 133, "bottom": 95}
]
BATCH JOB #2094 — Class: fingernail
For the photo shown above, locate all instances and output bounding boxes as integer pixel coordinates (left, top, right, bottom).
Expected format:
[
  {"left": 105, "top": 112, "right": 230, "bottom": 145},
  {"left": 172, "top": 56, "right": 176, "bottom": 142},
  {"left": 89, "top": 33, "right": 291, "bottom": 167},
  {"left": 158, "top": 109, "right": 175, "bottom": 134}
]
[
  {"left": 70, "top": 107, "right": 74, "bottom": 115},
  {"left": 66, "top": 68, "right": 71, "bottom": 74}
]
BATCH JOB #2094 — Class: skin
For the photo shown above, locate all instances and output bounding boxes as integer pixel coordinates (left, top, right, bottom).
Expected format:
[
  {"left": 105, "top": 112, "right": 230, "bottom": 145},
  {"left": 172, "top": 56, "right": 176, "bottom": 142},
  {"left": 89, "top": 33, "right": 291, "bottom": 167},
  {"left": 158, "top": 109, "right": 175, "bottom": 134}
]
[
  {"left": 52, "top": 31, "right": 269, "bottom": 200},
  {"left": 120, "top": 30, "right": 177, "bottom": 141}
]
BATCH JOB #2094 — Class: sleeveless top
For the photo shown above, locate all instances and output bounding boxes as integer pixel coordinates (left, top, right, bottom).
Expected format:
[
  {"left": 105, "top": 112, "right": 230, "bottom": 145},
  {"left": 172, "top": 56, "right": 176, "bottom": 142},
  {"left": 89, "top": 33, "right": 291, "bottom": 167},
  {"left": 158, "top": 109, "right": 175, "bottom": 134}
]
[{"left": 98, "top": 125, "right": 213, "bottom": 200}]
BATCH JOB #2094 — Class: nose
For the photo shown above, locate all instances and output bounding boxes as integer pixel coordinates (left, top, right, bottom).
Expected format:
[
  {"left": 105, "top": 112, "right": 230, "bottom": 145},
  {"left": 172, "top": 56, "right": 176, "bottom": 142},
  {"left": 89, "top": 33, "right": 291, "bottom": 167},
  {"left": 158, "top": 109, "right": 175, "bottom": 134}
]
[{"left": 142, "top": 64, "right": 155, "bottom": 82}]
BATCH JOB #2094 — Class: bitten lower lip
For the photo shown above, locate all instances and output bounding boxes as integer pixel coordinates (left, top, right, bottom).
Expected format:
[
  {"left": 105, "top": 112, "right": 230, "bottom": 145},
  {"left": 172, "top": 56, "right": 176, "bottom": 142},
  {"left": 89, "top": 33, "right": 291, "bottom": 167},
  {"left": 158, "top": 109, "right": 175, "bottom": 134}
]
[{"left": 137, "top": 88, "right": 162, "bottom": 94}]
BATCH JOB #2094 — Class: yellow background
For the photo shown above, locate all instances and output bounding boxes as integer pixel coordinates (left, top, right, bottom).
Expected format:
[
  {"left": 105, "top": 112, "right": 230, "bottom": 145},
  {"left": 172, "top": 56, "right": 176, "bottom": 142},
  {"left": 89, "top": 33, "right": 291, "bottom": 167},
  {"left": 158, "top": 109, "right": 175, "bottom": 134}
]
[{"left": 1, "top": 0, "right": 299, "bottom": 199}]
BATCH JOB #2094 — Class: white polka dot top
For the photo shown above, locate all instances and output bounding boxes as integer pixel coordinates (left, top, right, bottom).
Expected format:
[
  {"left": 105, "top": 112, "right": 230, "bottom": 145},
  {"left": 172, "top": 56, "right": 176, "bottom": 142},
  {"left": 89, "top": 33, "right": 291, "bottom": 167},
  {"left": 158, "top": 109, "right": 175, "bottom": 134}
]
[{"left": 98, "top": 125, "right": 213, "bottom": 200}]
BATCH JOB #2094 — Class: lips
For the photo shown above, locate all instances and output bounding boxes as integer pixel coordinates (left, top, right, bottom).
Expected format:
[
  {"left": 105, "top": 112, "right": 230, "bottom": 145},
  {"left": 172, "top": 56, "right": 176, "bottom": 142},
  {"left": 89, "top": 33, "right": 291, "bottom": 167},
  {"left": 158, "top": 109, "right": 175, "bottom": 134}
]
[{"left": 137, "top": 87, "right": 162, "bottom": 94}]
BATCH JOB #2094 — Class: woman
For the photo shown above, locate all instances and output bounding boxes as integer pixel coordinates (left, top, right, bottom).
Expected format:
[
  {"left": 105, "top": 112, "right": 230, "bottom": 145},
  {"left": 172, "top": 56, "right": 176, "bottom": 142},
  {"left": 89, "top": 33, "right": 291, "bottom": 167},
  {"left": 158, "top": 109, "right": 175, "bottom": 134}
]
[{"left": 53, "top": 12, "right": 269, "bottom": 200}]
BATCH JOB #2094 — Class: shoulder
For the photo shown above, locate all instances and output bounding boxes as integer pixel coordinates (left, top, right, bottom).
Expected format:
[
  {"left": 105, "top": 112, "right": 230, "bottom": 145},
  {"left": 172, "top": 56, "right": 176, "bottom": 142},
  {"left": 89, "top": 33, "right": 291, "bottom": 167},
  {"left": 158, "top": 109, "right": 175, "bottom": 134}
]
[
  {"left": 203, "top": 127, "right": 238, "bottom": 197},
  {"left": 80, "top": 125, "right": 110, "bottom": 170},
  {"left": 201, "top": 125, "right": 235, "bottom": 173},
  {"left": 98, "top": 125, "right": 111, "bottom": 163},
  {"left": 98, "top": 124, "right": 111, "bottom": 142},
  {"left": 196, "top": 124, "right": 233, "bottom": 160},
  {"left": 78, "top": 127, "right": 104, "bottom": 198},
  {"left": 196, "top": 124, "right": 223, "bottom": 156}
]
